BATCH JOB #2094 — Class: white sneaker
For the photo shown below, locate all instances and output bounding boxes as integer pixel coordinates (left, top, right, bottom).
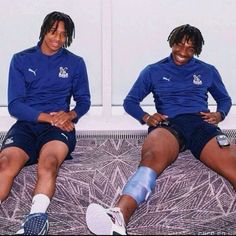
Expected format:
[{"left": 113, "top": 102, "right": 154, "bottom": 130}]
[{"left": 86, "top": 203, "right": 127, "bottom": 235}]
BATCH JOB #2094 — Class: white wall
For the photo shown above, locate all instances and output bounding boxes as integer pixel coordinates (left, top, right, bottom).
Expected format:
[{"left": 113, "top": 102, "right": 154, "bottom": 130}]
[
  {"left": 0, "top": 0, "right": 235, "bottom": 131},
  {"left": 0, "top": 0, "right": 102, "bottom": 106},
  {"left": 111, "top": 0, "right": 236, "bottom": 105}
]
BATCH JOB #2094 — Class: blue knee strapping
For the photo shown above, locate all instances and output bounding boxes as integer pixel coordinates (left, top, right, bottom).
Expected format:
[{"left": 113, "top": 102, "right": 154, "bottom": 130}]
[{"left": 122, "top": 166, "right": 157, "bottom": 205}]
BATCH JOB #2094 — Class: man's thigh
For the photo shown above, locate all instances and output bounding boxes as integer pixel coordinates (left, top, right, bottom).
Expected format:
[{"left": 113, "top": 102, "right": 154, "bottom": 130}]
[
  {"left": 1, "top": 122, "right": 37, "bottom": 165},
  {"left": 0, "top": 147, "right": 29, "bottom": 174},
  {"left": 200, "top": 137, "right": 236, "bottom": 189},
  {"left": 141, "top": 128, "right": 180, "bottom": 175},
  {"left": 37, "top": 126, "right": 76, "bottom": 164}
]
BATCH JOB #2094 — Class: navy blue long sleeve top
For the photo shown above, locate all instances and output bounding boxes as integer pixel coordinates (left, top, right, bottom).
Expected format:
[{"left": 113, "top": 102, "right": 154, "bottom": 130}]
[
  {"left": 123, "top": 54, "right": 232, "bottom": 124},
  {"left": 8, "top": 44, "right": 91, "bottom": 123}
]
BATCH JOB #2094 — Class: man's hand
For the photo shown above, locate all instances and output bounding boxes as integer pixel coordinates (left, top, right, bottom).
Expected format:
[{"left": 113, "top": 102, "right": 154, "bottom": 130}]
[
  {"left": 50, "top": 111, "right": 77, "bottom": 132},
  {"left": 54, "top": 120, "right": 75, "bottom": 132},
  {"left": 200, "top": 111, "right": 222, "bottom": 124},
  {"left": 143, "top": 113, "right": 168, "bottom": 126}
]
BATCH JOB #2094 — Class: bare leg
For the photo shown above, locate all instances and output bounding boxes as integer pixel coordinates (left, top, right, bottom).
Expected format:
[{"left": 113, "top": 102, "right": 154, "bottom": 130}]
[
  {"left": 12, "top": 141, "right": 69, "bottom": 235},
  {"left": 200, "top": 137, "right": 236, "bottom": 190},
  {"left": 116, "top": 128, "right": 180, "bottom": 225},
  {"left": 0, "top": 147, "right": 28, "bottom": 202},
  {"left": 34, "top": 140, "right": 69, "bottom": 199}
]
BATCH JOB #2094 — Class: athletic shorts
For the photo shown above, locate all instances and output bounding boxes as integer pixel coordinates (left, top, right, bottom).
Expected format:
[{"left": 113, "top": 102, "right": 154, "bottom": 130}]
[
  {"left": 0, "top": 121, "right": 76, "bottom": 166},
  {"left": 148, "top": 113, "right": 224, "bottom": 159}
]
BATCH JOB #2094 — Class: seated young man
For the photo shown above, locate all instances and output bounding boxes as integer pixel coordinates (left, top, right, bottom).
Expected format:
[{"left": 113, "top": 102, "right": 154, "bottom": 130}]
[
  {"left": 0, "top": 11, "right": 90, "bottom": 235},
  {"left": 85, "top": 24, "right": 236, "bottom": 235}
]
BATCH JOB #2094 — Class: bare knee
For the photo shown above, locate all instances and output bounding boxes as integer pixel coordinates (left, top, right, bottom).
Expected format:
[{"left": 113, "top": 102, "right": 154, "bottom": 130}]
[
  {"left": 140, "top": 128, "right": 179, "bottom": 173},
  {"left": 141, "top": 149, "right": 177, "bottom": 175},
  {"left": 0, "top": 155, "right": 18, "bottom": 178},
  {"left": 37, "top": 156, "right": 59, "bottom": 179},
  {"left": 0, "top": 156, "right": 10, "bottom": 173},
  {"left": 141, "top": 149, "right": 158, "bottom": 163}
]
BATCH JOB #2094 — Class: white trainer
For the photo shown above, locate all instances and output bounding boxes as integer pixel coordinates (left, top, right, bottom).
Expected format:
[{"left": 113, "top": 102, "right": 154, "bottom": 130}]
[{"left": 86, "top": 203, "right": 127, "bottom": 235}]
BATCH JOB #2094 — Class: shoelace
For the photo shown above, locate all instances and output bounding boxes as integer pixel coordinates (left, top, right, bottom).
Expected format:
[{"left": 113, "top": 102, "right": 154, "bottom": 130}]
[{"left": 107, "top": 207, "right": 125, "bottom": 227}]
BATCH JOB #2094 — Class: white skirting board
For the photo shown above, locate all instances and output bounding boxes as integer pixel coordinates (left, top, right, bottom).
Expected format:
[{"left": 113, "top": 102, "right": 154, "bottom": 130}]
[{"left": 0, "top": 106, "right": 235, "bottom": 132}]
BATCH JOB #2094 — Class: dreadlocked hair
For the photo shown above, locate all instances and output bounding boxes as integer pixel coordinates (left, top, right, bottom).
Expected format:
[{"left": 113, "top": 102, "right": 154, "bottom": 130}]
[
  {"left": 39, "top": 11, "right": 75, "bottom": 48},
  {"left": 167, "top": 24, "right": 204, "bottom": 56}
]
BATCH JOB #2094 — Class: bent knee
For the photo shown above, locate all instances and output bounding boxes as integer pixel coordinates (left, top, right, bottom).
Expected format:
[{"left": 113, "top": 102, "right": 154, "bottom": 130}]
[
  {"left": 0, "top": 156, "right": 10, "bottom": 172},
  {"left": 142, "top": 147, "right": 177, "bottom": 163},
  {"left": 141, "top": 149, "right": 177, "bottom": 174},
  {"left": 0, "top": 155, "right": 19, "bottom": 178},
  {"left": 141, "top": 149, "right": 158, "bottom": 162},
  {"left": 37, "top": 156, "right": 60, "bottom": 177}
]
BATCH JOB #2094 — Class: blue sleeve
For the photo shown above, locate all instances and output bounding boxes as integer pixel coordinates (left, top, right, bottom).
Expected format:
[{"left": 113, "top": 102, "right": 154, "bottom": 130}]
[
  {"left": 208, "top": 66, "right": 232, "bottom": 118},
  {"left": 71, "top": 58, "right": 91, "bottom": 123},
  {"left": 123, "top": 66, "right": 153, "bottom": 124},
  {"left": 8, "top": 54, "right": 41, "bottom": 122}
]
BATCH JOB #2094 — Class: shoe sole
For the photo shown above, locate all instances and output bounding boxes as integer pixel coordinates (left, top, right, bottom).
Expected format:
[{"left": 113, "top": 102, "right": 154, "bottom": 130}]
[{"left": 86, "top": 203, "right": 113, "bottom": 235}]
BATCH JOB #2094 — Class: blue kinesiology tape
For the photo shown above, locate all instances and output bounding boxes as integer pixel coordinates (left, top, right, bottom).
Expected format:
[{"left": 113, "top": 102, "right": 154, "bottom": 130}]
[{"left": 122, "top": 166, "right": 157, "bottom": 205}]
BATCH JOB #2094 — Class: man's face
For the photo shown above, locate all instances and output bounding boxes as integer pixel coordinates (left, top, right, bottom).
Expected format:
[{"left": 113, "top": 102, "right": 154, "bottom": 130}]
[
  {"left": 41, "top": 21, "right": 67, "bottom": 55},
  {"left": 171, "top": 37, "right": 195, "bottom": 65}
]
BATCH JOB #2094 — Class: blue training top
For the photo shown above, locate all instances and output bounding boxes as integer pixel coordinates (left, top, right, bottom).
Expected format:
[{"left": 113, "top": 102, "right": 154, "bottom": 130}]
[
  {"left": 123, "top": 54, "right": 232, "bottom": 124},
  {"left": 8, "top": 43, "right": 91, "bottom": 123}
]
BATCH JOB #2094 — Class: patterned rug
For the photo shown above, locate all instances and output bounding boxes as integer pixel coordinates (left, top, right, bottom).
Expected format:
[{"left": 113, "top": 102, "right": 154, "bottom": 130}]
[{"left": 0, "top": 135, "right": 236, "bottom": 235}]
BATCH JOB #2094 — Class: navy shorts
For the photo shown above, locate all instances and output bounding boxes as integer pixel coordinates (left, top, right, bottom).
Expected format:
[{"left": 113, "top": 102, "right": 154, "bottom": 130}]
[
  {"left": 148, "top": 113, "right": 224, "bottom": 159},
  {"left": 1, "top": 121, "right": 76, "bottom": 165}
]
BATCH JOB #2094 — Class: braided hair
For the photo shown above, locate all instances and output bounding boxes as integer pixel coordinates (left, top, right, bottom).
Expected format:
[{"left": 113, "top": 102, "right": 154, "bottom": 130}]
[
  {"left": 39, "top": 11, "right": 75, "bottom": 48},
  {"left": 167, "top": 24, "right": 204, "bottom": 56}
]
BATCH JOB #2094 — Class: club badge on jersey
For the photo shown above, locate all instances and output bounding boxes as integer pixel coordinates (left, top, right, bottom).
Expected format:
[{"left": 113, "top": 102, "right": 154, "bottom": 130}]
[{"left": 58, "top": 67, "right": 68, "bottom": 78}]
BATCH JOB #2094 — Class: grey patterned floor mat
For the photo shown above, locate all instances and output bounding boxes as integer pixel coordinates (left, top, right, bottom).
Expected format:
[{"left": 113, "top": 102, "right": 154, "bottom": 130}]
[{"left": 0, "top": 137, "right": 236, "bottom": 235}]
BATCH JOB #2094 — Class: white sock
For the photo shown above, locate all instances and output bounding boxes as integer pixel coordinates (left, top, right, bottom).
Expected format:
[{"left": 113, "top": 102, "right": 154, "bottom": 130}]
[{"left": 30, "top": 194, "right": 50, "bottom": 214}]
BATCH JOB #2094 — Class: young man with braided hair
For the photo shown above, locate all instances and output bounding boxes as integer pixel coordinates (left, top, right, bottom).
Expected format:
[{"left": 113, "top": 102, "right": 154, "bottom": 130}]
[
  {"left": 86, "top": 24, "right": 236, "bottom": 235},
  {"left": 0, "top": 11, "right": 90, "bottom": 234}
]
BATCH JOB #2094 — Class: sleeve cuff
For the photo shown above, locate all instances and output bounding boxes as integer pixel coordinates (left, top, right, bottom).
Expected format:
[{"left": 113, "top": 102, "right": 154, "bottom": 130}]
[{"left": 219, "top": 111, "right": 226, "bottom": 121}]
